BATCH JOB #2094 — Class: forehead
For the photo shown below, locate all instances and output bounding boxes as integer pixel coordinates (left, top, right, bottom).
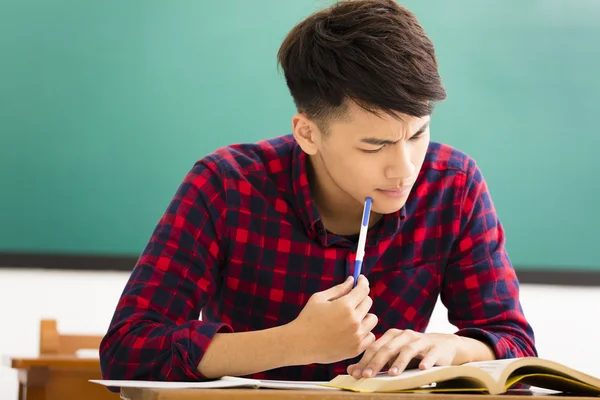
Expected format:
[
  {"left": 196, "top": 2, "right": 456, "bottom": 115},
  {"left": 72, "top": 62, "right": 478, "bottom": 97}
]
[{"left": 328, "top": 103, "right": 430, "bottom": 137}]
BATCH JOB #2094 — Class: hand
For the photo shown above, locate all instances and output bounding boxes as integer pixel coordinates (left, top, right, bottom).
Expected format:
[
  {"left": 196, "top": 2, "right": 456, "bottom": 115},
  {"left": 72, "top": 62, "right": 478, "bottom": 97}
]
[
  {"left": 287, "top": 275, "right": 378, "bottom": 365},
  {"left": 347, "top": 329, "right": 464, "bottom": 379}
]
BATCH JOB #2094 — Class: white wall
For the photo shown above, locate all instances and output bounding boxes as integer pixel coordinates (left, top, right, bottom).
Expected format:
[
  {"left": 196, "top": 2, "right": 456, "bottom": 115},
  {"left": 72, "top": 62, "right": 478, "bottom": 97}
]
[{"left": 1, "top": 268, "right": 599, "bottom": 400}]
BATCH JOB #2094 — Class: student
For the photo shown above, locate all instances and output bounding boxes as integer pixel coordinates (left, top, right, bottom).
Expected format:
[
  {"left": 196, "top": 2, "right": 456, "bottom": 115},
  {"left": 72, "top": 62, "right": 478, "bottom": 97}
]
[{"left": 100, "top": 0, "right": 536, "bottom": 383}]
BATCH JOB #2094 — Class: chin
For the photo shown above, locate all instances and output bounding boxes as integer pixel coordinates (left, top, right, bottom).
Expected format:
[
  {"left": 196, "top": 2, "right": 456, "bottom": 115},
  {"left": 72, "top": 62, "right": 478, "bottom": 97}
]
[{"left": 371, "top": 199, "right": 407, "bottom": 215}]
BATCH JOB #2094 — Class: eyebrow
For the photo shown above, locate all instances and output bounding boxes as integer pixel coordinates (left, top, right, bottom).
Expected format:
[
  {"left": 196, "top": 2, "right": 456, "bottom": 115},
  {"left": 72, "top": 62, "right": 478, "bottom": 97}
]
[{"left": 359, "top": 121, "right": 430, "bottom": 146}]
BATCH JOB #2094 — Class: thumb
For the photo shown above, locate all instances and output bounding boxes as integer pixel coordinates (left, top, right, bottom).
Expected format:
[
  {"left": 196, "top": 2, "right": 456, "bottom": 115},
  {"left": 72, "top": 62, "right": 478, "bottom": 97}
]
[{"left": 321, "top": 276, "right": 354, "bottom": 301}]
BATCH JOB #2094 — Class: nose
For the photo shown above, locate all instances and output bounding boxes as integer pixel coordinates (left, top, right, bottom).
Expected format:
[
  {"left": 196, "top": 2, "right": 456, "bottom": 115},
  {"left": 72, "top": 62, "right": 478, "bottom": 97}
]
[{"left": 384, "top": 142, "right": 416, "bottom": 180}]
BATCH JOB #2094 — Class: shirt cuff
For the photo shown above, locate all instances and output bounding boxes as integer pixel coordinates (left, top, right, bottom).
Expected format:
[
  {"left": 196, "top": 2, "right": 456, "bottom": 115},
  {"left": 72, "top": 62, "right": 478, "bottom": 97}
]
[{"left": 168, "top": 321, "right": 234, "bottom": 381}]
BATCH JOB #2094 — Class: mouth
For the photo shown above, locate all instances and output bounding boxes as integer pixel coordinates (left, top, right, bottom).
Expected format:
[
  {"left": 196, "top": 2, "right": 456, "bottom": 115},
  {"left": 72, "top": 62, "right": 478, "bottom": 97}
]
[{"left": 376, "top": 185, "right": 413, "bottom": 198}]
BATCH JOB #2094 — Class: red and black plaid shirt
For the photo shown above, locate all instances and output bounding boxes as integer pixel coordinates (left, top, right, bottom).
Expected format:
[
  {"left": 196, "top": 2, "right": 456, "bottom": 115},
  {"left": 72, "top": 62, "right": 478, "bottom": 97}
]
[{"left": 100, "top": 134, "right": 536, "bottom": 382}]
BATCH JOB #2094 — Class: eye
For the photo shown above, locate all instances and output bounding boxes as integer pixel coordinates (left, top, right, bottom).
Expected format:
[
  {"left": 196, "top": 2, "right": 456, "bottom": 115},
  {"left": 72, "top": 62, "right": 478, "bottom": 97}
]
[
  {"left": 361, "top": 147, "right": 384, "bottom": 153},
  {"left": 409, "top": 133, "right": 423, "bottom": 142}
]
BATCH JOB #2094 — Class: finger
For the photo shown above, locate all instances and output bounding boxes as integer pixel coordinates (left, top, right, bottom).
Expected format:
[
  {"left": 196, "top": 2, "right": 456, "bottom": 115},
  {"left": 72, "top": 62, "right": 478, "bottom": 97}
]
[
  {"left": 363, "top": 331, "right": 423, "bottom": 378},
  {"left": 355, "top": 294, "right": 373, "bottom": 317},
  {"left": 347, "top": 332, "right": 377, "bottom": 375},
  {"left": 344, "top": 275, "right": 370, "bottom": 307},
  {"left": 347, "top": 364, "right": 356, "bottom": 375},
  {"left": 351, "top": 329, "right": 398, "bottom": 379},
  {"left": 419, "top": 346, "right": 444, "bottom": 370},
  {"left": 320, "top": 276, "right": 354, "bottom": 301},
  {"left": 359, "top": 313, "right": 378, "bottom": 336},
  {"left": 358, "top": 331, "right": 376, "bottom": 356},
  {"left": 388, "top": 339, "right": 432, "bottom": 376}
]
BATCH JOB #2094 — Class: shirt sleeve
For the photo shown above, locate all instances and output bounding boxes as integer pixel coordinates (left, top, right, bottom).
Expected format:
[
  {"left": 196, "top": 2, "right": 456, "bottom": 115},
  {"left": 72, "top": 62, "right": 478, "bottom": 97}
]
[
  {"left": 99, "top": 158, "right": 233, "bottom": 382},
  {"left": 441, "top": 157, "right": 537, "bottom": 360}
]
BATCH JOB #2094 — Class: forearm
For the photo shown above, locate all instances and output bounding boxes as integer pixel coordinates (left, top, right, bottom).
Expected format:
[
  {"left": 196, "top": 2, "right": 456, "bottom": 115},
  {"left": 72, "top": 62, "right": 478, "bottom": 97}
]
[{"left": 198, "top": 323, "right": 307, "bottom": 379}]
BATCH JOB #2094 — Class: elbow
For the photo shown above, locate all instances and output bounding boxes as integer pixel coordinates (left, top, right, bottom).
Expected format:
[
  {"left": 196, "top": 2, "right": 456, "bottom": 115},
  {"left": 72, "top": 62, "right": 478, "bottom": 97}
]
[
  {"left": 98, "top": 321, "right": 203, "bottom": 382},
  {"left": 99, "top": 327, "right": 127, "bottom": 381},
  {"left": 99, "top": 322, "right": 152, "bottom": 381}
]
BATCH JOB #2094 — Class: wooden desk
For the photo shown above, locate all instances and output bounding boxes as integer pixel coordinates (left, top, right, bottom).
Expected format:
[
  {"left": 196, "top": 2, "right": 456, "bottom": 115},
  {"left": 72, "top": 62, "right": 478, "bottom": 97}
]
[
  {"left": 120, "top": 388, "right": 598, "bottom": 400},
  {"left": 8, "top": 355, "right": 119, "bottom": 400}
]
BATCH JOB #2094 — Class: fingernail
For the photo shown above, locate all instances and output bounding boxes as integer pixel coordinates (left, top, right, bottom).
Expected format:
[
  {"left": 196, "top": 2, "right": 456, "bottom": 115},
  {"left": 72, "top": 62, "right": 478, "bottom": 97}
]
[
  {"left": 390, "top": 367, "right": 398, "bottom": 375},
  {"left": 364, "top": 368, "right": 373, "bottom": 377},
  {"left": 353, "top": 369, "right": 362, "bottom": 378}
]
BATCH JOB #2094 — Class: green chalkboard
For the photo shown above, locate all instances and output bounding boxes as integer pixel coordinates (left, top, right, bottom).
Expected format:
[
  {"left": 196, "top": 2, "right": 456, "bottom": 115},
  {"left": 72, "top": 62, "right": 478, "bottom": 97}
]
[{"left": 1, "top": 0, "right": 598, "bottom": 270}]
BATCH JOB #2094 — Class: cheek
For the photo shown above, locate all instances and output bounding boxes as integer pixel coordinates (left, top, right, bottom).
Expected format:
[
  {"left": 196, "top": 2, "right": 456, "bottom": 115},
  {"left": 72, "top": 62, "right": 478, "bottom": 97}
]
[
  {"left": 329, "top": 153, "right": 378, "bottom": 187},
  {"left": 343, "top": 158, "right": 384, "bottom": 191},
  {"left": 411, "top": 139, "right": 430, "bottom": 169}
]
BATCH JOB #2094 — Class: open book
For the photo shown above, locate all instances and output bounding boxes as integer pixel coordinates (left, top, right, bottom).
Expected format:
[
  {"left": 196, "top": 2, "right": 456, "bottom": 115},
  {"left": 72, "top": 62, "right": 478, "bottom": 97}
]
[
  {"left": 90, "top": 357, "right": 600, "bottom": 395},
  {"left": 323, "top": 357, "right": 600, "bottom": 395}
]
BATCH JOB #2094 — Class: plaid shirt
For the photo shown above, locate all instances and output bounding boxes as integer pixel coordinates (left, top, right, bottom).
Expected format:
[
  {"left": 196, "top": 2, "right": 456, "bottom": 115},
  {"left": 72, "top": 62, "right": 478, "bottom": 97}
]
[{"left": 100, "top": 134, "right": 536, "bottom": 382}]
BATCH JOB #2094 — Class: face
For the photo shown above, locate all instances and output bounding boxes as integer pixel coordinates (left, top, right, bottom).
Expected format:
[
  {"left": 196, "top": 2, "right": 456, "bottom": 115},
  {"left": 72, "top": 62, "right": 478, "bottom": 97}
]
[{"left": 293, "top": 101, "right": 430, "bottom": 215}]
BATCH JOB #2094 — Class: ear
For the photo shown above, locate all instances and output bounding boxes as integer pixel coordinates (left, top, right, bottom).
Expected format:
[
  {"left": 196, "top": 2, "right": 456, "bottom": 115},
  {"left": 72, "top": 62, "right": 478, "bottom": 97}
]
[{"left": 291, "top": 113, "right": 322, "bottom": 155}]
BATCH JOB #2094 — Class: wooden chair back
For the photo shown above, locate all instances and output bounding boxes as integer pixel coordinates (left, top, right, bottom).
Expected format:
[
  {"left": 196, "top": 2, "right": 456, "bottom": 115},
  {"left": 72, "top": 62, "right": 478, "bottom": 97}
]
[{"left": 39, "top": 319, "right": 103, "bottom": 355}]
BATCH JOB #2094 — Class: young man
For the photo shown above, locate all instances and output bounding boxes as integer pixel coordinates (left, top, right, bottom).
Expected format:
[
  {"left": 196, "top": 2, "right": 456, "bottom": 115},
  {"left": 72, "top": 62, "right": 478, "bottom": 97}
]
[{"left": 100, "top": 0, "right": 536, "bottom": 383}]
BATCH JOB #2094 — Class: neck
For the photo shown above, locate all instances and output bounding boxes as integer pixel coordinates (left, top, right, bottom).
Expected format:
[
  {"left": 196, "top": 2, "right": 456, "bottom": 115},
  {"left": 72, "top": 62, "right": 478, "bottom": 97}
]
[{"left": 307, "top": 154, "right": 380, "bottom": 235}]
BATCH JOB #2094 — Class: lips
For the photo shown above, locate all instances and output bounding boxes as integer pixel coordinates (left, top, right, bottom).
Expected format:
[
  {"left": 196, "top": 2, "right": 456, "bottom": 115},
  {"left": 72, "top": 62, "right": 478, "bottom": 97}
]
[{"left": 376, "top": 185, "right": 412, "bottom": 198}]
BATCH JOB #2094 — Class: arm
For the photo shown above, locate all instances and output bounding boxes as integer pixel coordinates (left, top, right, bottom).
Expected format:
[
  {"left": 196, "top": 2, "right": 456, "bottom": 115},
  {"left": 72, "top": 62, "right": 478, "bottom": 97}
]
[
  {"left": 345, "top": 158, "right": 536, "bottom": 380},
  {"left": 441, "top": 158, "right": 537, "bottom": 359},
  {"left": 100, "top": 158, "right": 377, "bottom": 381},
  {"left": 197, "top": 326, "right": 300, "bottom": 379},
  {"left": 199, "top": 275, "right": 377, "bottom": 378},
  {"left": 99, "top": 159, "right": 237, "bottom": 382}
]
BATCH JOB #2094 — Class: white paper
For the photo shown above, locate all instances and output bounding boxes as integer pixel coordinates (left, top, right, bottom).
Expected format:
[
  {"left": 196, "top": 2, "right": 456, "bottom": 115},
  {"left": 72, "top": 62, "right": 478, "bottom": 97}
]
[
  {"left": 75, "top": 349, "right": 100, "bottom": 358},
  {"left": 90, "top": 376, "right": 340, "bottom": 390},
  {"left": 89, "top": 379, "right": 251, "bottom": 389}
]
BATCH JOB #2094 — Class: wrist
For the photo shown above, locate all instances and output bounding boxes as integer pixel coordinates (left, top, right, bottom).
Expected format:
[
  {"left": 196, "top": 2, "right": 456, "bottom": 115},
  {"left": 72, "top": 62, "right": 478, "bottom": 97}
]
[
  {"left": 454, "top": 335, "right": 496, "bottom": 365},
  {"left": 278, "top": 321, "right": 313, "bottom": 366},
  {"left": 454, "top": 335, "right": 473, "bottom": 365}
]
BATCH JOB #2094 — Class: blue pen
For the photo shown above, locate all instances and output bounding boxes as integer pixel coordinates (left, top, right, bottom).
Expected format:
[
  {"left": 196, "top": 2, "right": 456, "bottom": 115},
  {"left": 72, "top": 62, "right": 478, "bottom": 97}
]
[{"left": 353, "top": 197, "right": 372, "bottom": 287}]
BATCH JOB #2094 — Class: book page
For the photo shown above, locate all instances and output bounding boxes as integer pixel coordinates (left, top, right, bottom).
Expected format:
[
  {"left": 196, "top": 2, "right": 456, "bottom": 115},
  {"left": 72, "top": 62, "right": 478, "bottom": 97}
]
[
  {"left": 259, "top": 380, "right": 341, "bottom": 390},
  {"left": 464, "top": 359, "right": 517, "bottom": 381},
  {"left": 357, "top": 366, "right": 453, "bottom": 381},
  {"left": 221, "top": 376, "right": 339, "bottom": 390}
]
